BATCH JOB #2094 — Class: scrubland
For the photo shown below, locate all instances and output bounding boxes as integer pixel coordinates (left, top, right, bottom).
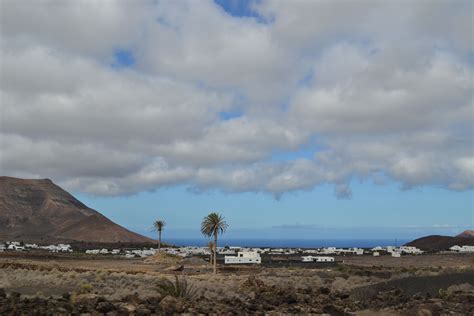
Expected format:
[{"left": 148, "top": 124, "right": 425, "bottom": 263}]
[{"left": 0, "top": 253, "right": 473, "bottom": 315}]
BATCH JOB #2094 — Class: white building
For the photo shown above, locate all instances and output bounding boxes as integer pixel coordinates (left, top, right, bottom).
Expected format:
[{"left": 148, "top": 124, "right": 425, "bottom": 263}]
[
  {"left": 301, "top": 256, "right": 335, "bottom": 262},
  {"left": 8, "top": 244, "right": 24, "bottom": 251},
  {"left": 399, "top": 246, "right": 423, "bottom": 255},
  {"left": 40, "top": 244, "right": 72, "bottom": 252},
  {"left": 373, "top": 251, "right": 380, "bottom": 257},
  {"left": 225, "top": 251, "right": 261, "bottom": 264},
  {"left": 450, "top": 245, "right": 474, "bottom": 253},
  {"left": 391, "top": 251, "right": 401, "bottom": 258},
  {"left": 219, "top": 249, "right": 236, "bottom": 255},
  {"left": 86, "top": 249, "right": 100, "bottom": 255},
  {"left": 348, "top": 248, "right": 364, "bottom": 255}
]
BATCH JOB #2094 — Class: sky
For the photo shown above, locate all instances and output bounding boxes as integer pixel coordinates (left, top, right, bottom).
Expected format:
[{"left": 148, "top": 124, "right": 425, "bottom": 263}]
[{"left": 0, "top": 0, "right": 473, "bottom": 241}]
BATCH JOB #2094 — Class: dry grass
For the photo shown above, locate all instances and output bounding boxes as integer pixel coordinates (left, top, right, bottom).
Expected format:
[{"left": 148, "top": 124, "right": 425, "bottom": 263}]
[{"left": 144, "top": 252, "right": 182, "bottom": 265}]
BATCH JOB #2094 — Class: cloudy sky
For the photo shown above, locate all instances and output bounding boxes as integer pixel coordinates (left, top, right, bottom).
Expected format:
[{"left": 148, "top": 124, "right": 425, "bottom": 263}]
[{"left": 1, "top": 0, "right": 473, "bottom": 241}]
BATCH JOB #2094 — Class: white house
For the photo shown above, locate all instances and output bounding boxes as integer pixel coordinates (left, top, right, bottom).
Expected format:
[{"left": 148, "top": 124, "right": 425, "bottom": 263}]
[
  {"left": 219, "top": 249, "right": 236, "bottom": 255},
  {"left": 399, "top": 246, "right": 423, "bottom": 255},
  {"left": 373, "top": 251, "right": 380, "bottom": 257},
  {"left": 459, "top": 246, "right": 474, "bottom": 253},
  {"left": 450, "top": 245, "right": 474, "bottom": 253},
  {"left": 320, "top": 247, "right": 337, "bottom": 254},
  {"left": 225, "top": 251, "right": 261, "bottom": 264},
  {"left": 0, "top": 243, "right": 6, "bottom": 252},
  {"left": 8, "top": 244, "right": 24, "bottom": 251},
  {"left": 86, "top": 249, "right": 100, "bottom": 255},
  {"left": 450, "top": 245, "right": 462, "bottom": 252},
  {"left": 348, "top": 248, "right": 364, "bottom": 255},
  {"left": 301, "top": 256, "right": 335, "bottom": 262},
  {"left": 391, "top": 251, "right": 401, "bottom": 258}
]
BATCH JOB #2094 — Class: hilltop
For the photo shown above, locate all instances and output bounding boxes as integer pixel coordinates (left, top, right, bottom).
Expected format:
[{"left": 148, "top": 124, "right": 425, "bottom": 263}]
[
  {"left": 405, "top": 230, "right": 474, "bottom": 251},
  {"left": 456, "top": 230, "right": 474, "bottom": 238},
  {"left": 0, "top": 176, "right": 155, "bottom": 244}
]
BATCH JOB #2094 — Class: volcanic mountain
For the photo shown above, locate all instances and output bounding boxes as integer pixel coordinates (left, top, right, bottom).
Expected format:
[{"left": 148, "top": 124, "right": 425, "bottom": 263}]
[
  {"left": 405, "top": 230, "right": 474, "bottom": 251},
  {"left": 456, "top": 230, "right": 474, "bottom": 238},
  {"left": 0, "top": 176, "right": 155, "bottom": 244}
]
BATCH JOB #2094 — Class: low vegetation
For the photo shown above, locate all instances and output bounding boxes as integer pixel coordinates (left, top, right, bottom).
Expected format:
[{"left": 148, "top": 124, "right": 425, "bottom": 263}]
[
  {"left": 0, "top": 258, "right": 473, "bottom": 314},
  {"left": 156, "top": 276, "right": 197, "bottom": 300}
]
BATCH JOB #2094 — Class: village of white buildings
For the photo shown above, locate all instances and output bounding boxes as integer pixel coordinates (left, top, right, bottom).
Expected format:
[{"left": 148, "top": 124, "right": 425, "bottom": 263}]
[{"left": 1, "top": 240, "right": 473, "bottom": 264}]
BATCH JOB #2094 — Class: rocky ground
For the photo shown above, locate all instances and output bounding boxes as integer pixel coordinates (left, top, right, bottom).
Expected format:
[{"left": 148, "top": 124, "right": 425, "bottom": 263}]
[{"left": 0, "top": 253, "right": 473, "bottom": 315}]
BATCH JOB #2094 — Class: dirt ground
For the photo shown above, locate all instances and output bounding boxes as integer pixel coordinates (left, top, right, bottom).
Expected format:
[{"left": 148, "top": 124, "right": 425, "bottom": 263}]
[{"left": 0, "top": 252, "right": 473, "bottom": 315}]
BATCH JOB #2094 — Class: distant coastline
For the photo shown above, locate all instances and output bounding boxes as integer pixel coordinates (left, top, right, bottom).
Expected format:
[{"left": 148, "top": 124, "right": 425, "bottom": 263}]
[{"left": 163, "top": 238, "right": 410, "bottom": 248}]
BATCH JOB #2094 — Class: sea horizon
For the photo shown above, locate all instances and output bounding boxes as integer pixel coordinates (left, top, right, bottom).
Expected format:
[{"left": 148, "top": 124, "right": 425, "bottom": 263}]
[{"left": 163, "top": 238, "right": 411, "bottom": 249}]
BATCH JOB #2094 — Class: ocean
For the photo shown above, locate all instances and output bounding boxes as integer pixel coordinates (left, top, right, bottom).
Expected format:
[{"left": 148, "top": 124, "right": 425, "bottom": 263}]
[{"left": 163, "top": 238, "right": 410, "bottom": 248}]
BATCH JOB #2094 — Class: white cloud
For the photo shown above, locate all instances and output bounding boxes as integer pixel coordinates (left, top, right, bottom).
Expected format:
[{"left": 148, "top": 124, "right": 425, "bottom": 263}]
[{"left": 0, "top": 0, "right": 472, "bottom": 197}]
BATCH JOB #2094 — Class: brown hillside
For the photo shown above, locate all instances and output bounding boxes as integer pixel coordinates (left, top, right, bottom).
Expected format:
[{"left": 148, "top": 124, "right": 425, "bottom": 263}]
[
  {"left": 0, "top": 176, "right": 155, "bottom": 244},
  {"left": 405, "top": 234, "right": 474, "bottom": 251},
  {"left": 456, "top": 230, "right": 474, "bottom": 238}
]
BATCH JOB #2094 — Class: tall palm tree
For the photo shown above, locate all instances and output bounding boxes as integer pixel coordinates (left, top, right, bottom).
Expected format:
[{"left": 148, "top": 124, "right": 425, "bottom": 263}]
[
  {"left": 201, "top": 212, "right": 228, "bottom": 274},
  {"left": 153, "top": 220, "right": 166, "bottom": 251},
  {"left": 207, "top": 241, "right": 215, "bottom": 265}
]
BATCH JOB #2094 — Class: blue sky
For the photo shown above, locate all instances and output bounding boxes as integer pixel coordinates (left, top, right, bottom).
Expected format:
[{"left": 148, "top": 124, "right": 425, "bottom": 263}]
[
  {"left": 2, "top": 0, "right": 473, "bottom": 242},
  {"left": 77, "top": 181, "right": 473, "bottom": 241}
]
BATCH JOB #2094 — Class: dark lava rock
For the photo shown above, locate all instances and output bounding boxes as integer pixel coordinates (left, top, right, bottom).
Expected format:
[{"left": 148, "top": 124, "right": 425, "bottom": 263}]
[
  {"left": 96, "top": 301, "right": 116, "bottom": 313},
  {"left": 320, "top": 287, "right": 331, "bottom": 295},
  {"left": 160, "top": 295, "right": 184, "bottom": 313},
  {"left": 135, "top": 304, "right": 152, "bottom": 315},
  {"left": 336, "top": 292, "right": 350, "bottom": 299},
  {"left": 322, "top": 304, "right": 348, "bottom": 316}
]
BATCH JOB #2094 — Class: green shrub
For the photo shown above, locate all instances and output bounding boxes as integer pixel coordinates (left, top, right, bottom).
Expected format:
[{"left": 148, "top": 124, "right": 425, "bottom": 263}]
[
  {"left": 438, "top": 288, "right": 446, "bottom": 298},
  {"left": 78, "top": 283, "right": 93, "bottom": 294},
  {"left": 157, "top": 275, "right": 197, "bottom": 300}
]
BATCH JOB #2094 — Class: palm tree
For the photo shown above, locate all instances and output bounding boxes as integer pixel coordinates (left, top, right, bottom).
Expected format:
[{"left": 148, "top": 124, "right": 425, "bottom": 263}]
[
  {"left": 201, "top": 212, "right": 228, "bottom": 274},
  {"left": 207, "top": 241, "right": 215, "bottom": 265},
  {"left": 153, "top": 220, "right": 166, "bottom": 251}
]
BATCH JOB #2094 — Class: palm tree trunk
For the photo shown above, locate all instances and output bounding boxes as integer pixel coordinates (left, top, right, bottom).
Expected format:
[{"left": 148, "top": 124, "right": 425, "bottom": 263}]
[
  {"left": 158, "top": 230, "right": 162, "bottom": 251},
  {"left": 213, "top": 233, "right": 217, "bottom": 274}
]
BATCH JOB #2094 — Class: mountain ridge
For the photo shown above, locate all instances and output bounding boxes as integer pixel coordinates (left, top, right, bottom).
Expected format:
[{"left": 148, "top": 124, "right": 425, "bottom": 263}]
[
  {"left": 405, "top": 231, "right": 474, "bottom": 251},
  {"left": 0, "top": 176, "right": 155, "bottom": 244}
]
